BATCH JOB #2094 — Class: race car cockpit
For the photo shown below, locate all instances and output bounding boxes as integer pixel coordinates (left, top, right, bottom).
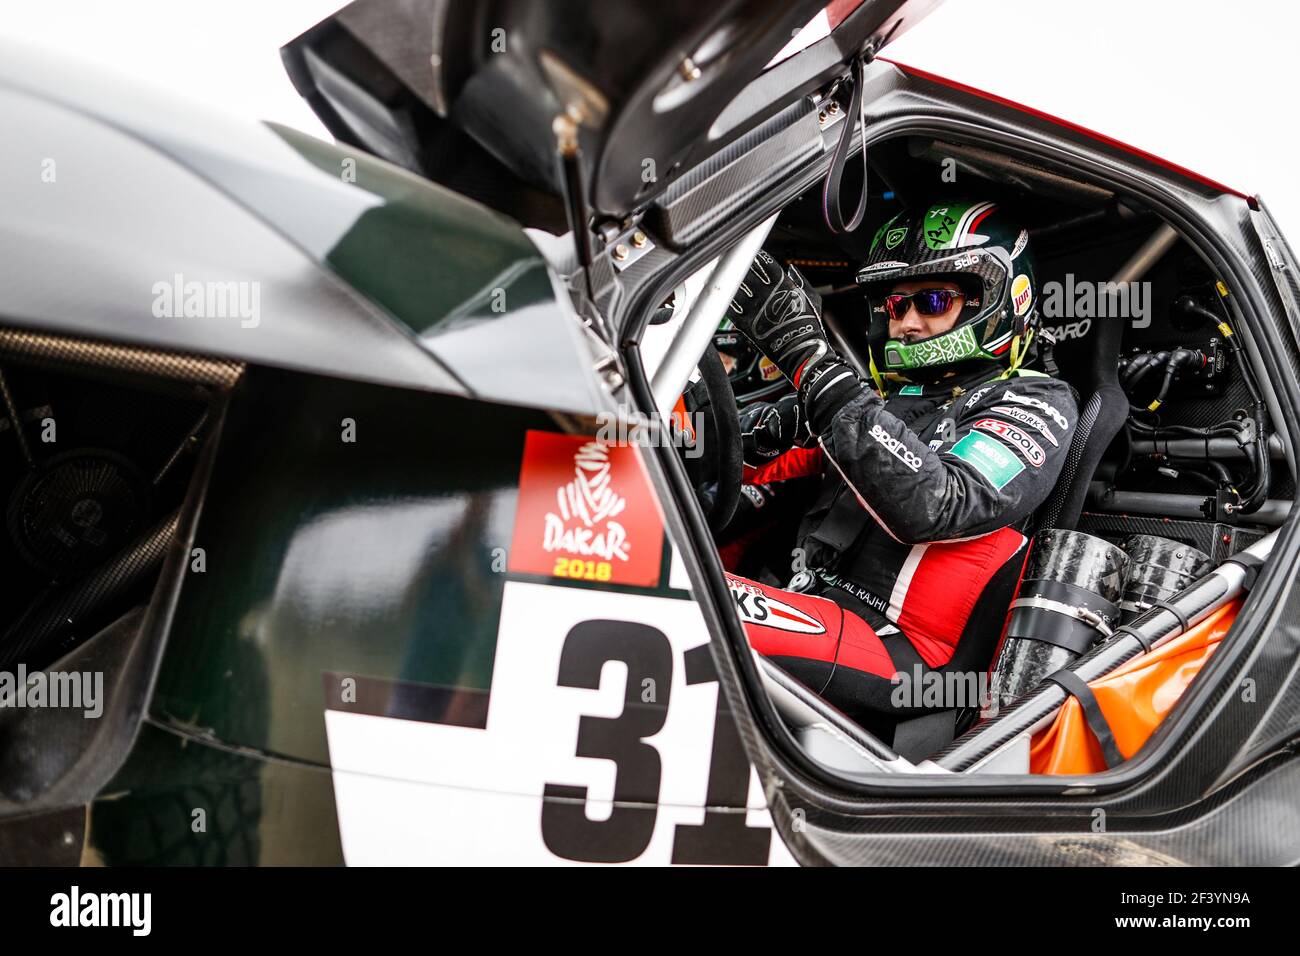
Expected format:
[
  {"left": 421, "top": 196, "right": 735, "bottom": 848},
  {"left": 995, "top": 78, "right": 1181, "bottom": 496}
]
[{"left": 645, "top": 130, "right": 1284, "bottom": 769}]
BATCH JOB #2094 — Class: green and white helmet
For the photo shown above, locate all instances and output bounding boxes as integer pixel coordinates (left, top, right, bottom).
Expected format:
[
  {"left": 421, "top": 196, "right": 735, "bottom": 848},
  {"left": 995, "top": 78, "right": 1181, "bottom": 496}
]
[{"left": 856, "top": 201, "right": 1037, "bottom": 383}]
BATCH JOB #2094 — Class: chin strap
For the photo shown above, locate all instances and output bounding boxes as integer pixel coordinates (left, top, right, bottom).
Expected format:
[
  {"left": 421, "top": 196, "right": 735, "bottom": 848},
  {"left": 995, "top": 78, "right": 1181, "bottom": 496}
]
[
  {"left": 865, "top": 347, "right": 888, "bottom": 397},
  {"left": 1000, "top": 326, "right": 1035, "bottom": 380}
]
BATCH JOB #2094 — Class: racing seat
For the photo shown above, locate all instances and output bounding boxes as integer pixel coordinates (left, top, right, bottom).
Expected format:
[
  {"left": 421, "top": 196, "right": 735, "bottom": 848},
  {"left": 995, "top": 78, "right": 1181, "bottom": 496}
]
[{"left": 1031, "top": 317, "right": 1129, "bottom": 531}]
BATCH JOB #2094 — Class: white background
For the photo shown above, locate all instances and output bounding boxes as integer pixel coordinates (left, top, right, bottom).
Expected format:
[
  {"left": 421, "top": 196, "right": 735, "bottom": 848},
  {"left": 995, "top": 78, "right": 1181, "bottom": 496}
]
[{"left": 4, "top": 0, "right": 1298, "bottom": 235}]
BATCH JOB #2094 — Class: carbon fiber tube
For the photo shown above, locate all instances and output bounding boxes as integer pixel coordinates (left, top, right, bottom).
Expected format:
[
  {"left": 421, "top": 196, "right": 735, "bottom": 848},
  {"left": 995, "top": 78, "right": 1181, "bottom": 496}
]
[
  {"left": 0, "top": 510, "right": 179, "bottom": 670},
  {"left": 1119, "top": 534, "right": 1212, "bottom": 622},
  {"left": 0, "top": 328, "right": 243, "bottom": 390},
  {"left": 1086, "top": 483, "right": 1292, "bottom": 526},
  {"left": 651, "top": 214, "right": 778, "bottom": 411},
  {"left": 930, "top": 528, "right": 1276, "bottom": 773},
  {"left": 1129, "top": 433, "right": 1286, "bottom": 460},
  {"left": 988, "top": 530, "right": 1127, "bottom": 709}
]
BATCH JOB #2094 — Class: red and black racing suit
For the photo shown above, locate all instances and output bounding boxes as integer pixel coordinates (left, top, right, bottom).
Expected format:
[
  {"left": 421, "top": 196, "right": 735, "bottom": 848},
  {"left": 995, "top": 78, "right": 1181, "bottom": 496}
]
[{"left": 731, "top": 361, "right": 1078, "bottom": 720}]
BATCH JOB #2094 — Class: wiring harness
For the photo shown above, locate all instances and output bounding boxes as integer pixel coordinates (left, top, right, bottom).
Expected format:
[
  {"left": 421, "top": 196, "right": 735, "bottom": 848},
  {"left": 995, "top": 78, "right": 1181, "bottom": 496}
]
[{"left": 1119, "top": 289, "right": 1271, "bottom": 515}]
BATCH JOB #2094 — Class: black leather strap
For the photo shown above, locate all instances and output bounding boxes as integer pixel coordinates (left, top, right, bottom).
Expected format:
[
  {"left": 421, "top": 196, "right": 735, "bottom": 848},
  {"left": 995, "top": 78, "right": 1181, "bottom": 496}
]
[
  {"left": 1005, "top": 579, "right": 1118, "bottom": 656},
  {"left": 1046, "top": 669, "right": 1124, "bottom": 768},
  {"left": 821, "top": 53, "right": 870, "bottom": 234},
  {"left": 1021, "top": 579, "right": 1121, "bottom": 621}
]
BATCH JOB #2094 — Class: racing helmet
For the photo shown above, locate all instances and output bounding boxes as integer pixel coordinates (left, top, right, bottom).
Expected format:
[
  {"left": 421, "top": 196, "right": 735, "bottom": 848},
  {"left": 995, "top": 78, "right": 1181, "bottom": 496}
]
[
  {"left": 714, "top": 318, "right": 791, "bottom": 404},
  {"left": 855, "top": 201, "right": 1038, "bottom": 384}
]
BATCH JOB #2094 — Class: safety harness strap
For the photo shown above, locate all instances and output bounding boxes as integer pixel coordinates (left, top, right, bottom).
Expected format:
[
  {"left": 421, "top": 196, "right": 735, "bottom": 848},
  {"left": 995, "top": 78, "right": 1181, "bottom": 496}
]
[
  {"left": 1046, "top": 669, "right": 1125, "bottom": 769},
  {"left": 880, "top": 632, "right": 928, "bottom": 675},
  {"left": 806, "top": 485, "right": 873, "bottom": 554}
]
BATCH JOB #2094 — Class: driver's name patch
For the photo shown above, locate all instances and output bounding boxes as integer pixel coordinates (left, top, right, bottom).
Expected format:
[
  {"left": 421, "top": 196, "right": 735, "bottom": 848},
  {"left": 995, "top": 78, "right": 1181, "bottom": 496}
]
[{"left": 948, "top": 431, "right": 1025, "bottom": 490}]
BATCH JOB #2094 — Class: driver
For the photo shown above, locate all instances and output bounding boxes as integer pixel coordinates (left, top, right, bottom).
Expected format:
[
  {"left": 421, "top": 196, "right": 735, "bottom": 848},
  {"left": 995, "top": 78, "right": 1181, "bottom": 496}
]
[{"left": 723, "top": 201, "right": 1078, "bottom": 726}]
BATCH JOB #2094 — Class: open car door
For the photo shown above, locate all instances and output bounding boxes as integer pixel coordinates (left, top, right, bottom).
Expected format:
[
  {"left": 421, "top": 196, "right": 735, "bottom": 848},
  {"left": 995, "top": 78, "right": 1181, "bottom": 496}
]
[{"left": 283, "top": 0, "right": 943, "bottom": 231}]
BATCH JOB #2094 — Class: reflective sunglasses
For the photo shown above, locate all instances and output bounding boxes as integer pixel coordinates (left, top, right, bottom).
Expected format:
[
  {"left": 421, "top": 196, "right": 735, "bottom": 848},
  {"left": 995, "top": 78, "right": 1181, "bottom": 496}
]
[{"left": 882, "top": 288, "right": 963, "bottom": 323}]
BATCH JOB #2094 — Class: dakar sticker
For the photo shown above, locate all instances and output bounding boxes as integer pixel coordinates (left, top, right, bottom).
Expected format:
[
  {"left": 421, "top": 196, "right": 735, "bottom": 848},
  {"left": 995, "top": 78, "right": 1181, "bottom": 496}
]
[
  {"left": 972, "top": 418, "right": 1045, "bottom": 466},
  {"left": 1011, "top": 273, "right": 1033, "bottom": 316},
  {"left": 948, "top": 430, "right": 1025, "bottom": 490},
  {"left": 885, "top": 226, "right": 908, "bottom": 249},
  {"left": 727, "top": 578, "right": 826, "bottom": 635},
  {"left": 508, "top": 431, "right": 663, "bottom": 587}
]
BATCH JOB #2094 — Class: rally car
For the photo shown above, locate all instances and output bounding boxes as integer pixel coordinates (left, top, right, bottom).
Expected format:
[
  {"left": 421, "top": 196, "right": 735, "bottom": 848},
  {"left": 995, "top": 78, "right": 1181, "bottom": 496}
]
[{"left": 0, "top": 0, "right": 1297, "bottom": 866}]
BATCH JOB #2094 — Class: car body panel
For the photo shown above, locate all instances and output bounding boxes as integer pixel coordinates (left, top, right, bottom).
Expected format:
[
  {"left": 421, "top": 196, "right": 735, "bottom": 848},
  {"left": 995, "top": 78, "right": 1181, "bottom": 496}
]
[
  {"left": 0, "top": 38, "right": 606, "bottom": 417},
  {"left": 283, "top": 0, "right": 943, "bottom": 220},
  {"left": 81, "top": 365, "right": 794, "bottom": 864},
  {"left": 0, "top": 82, "right": 458, "bottom": 397}
]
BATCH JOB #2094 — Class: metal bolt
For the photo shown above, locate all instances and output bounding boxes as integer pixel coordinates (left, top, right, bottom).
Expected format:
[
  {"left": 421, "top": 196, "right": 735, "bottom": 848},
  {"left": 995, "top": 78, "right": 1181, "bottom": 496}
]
[
  {"left": 828, "top": 101, "right": 840, "bottom": 114},
  {"left": 679, "top": 57, "right": 701, "bottom": 81},
  {"left": 632, "top": 231, "right": 647, "bottom": 248},
  {"left": 613, "top": 244, "right": 630, "bottom": 260},
  {"left": 818, "top": 110, "right": 827, "bottom": 124}
]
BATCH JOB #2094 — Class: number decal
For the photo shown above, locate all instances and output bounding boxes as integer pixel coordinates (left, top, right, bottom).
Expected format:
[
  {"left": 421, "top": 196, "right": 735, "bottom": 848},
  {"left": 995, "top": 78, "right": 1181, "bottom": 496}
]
[
  {"left": 324, "top": 582, "right": 795, "bottom": 865},
  {"left": 671, "top": 643, "right": 772, "bottom": 865},
  {"left": 541, "top": 619, "right": 672, "bottom": 863}
]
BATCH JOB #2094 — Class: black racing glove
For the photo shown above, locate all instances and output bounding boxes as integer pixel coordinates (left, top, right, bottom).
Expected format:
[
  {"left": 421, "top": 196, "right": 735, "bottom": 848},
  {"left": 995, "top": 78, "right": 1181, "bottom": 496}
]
[
  {"left": 739, "top": 394, "right": 813, "bottom": 466},
  {"left": 728, "top": 249, "right": 866, "bottom": 436}
]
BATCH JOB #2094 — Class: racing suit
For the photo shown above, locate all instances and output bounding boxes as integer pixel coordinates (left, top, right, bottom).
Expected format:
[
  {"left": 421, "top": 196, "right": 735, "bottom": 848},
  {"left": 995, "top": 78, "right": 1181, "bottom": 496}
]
[{"left": 732, "top": 353, "right": 1079, "bottom": 720}]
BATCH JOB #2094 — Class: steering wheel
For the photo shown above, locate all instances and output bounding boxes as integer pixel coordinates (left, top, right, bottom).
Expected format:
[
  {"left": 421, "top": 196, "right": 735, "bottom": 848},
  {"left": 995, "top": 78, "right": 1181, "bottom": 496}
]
[{"left": 692, "top": 345, "right": 745, "bottom": 532}]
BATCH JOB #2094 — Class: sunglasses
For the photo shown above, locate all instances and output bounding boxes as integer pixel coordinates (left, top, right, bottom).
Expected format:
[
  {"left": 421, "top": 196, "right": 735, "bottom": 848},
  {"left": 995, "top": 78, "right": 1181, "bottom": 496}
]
[{"left": 882, "top": 288, "right": 963, "bottom": 323}]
